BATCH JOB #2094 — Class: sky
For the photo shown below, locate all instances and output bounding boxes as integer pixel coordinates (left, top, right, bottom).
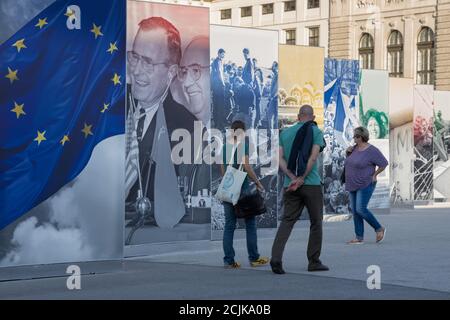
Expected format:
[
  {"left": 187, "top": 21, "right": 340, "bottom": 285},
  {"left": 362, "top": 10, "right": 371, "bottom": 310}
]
[{"left": 0, "top": 0, "right": 55, "bottom": 44}]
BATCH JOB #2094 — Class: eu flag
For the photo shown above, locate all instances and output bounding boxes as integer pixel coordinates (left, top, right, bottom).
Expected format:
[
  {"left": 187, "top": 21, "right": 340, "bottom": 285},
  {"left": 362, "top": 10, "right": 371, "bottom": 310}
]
[{"left": 0, "top": 0, "right": 125, "bottom": 229}]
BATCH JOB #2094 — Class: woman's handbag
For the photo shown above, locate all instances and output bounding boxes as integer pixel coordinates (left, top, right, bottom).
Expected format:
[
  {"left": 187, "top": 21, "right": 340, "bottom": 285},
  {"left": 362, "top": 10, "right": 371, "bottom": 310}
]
[
  {"left": 340, "top": 168, "right": 346, "bottom": 184},
  {"left": 234, "top": 184, "right": 267, "bottom": 219},
  {"left": 341, "top": 145, "right": 356, "bottom": 184},
  {"left": 215, "top": 147, "right": 247, "bottom": 205}
]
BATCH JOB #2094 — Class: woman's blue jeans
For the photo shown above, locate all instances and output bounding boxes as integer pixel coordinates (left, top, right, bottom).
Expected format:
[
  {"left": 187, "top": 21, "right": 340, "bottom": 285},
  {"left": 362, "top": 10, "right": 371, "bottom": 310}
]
[
  {"left": 222, "top": 202, "right": 260, "bottom": 265},
  {"left": 349, "top": 182, "right": 383, "bottom": 240}
]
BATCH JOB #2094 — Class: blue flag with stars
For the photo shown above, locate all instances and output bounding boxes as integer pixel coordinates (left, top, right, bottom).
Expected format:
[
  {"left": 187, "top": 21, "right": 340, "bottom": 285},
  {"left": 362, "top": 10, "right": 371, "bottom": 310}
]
[{"left": 0, "top": 0, "right": 125, "bottom": 229}]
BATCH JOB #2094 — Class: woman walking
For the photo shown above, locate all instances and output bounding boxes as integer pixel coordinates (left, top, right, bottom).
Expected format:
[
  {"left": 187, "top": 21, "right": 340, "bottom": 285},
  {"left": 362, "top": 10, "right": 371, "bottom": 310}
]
[
  {"left": 344, "top": 127, "right": 388, "bottom": 244},
  {"left": 220, "top": 119, "right": 269, "bottom": 268}
]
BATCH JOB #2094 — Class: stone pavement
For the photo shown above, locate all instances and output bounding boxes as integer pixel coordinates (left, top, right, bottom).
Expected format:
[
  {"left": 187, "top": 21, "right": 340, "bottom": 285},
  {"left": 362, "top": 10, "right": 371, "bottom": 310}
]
[{"left": 1, "top": 207, "right": 450, "bottom": 299}]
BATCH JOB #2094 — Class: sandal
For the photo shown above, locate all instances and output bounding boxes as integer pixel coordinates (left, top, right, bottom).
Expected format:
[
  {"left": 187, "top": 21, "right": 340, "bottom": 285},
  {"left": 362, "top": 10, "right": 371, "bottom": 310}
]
[
  {"left": 376, "top": 228, "right": 386, "bottom": 243},
  {"left": 347, "top": 239, "right": 364, "bottom": 245}
]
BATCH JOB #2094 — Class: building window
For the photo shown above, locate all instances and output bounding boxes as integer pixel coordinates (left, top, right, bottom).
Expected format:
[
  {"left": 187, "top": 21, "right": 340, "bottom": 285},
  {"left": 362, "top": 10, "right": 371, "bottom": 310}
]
[
  {"left": 262, "top": 3, "right": 274, "bottom": 15},
  {"left": 220, "top": 9, "right": 231, "bottom": 20},
  {"left": 284, "top": 1, "right": 296, "bottom": 12},
  {"left": 308, "top": 0, "right": 320, "bottom": 9},
  {"left": 286, "top": 29, "right": 296, "bottom": 45},
  {"left": 308, "top": 27, "right": 319, "bottom": 47},
  {"left": 359, "top": 33, "right": 374, "bottom": 69},
  {"left": 417, "top": 27, "right": 435, "bottom": 85},
  {"left": 241, "top": 6, "right": 252, "bottom": 18},
  {"left": 387, "top": 30, "right": 404, "bottom": 77}
]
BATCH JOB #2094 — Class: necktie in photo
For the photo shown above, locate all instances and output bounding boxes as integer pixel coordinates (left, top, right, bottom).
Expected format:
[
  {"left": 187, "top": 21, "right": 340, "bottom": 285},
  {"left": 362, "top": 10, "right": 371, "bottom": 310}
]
[
  {"left": 151, "top": 105, "right": 185, "bottom": 228},
  {"left": 136, "top": 108, "right": 146, "bottom": 142}
]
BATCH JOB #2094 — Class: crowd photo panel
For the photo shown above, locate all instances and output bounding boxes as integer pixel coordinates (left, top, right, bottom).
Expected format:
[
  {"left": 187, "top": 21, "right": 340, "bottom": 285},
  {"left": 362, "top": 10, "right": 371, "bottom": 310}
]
[
  {"left": 210, "top": 25, "right": 279, "bottom": 238},
  {"left": 323, "top": 58, "right": 360, "bottom": 215}
]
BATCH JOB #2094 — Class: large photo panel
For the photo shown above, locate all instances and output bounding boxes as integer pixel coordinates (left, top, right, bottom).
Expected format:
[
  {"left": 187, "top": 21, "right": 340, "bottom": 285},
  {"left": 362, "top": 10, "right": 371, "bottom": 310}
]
[
  {"left": 210, "top": 25, "right": 279, "bottom": 236},
  {"left": 278, "top": 45, "right": 324, "bottom": 220},
  {"left": 389, "top": 78, "right": 414, "bottom": 207},
  {"left": 0, "top": 0, "right": 125, "bottom": 267},
  {"left": 125, "top": 1, "right": 211, "bottom": 245},
  {"left": 433, "top": 91, "right": 450, "bottom": 202},
  {"left": 413, "top": 85, "right": 434, "bottom": 202},
  {"left": 323, "top": 58, "right": 360, "bottom": 215},
  {"left": 359, "top": 69, "right": 390, "bottom": 211},
  {"left": 278, "top": 45, "right": 324, "bottom": 128}
]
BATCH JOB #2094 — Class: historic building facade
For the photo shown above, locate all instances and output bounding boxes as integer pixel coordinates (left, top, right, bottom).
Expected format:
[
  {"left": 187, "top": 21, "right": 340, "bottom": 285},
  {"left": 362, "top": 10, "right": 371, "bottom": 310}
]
[
  {"left": 210, "top": 0, "right": 330, "bottom": 53},
  {"left": 329, "top": 0, "right": 450, "bottom": 90},
  {"left": 211, "top": 0, "right": 449, "bottom": 89},
  {"left": 436, "top": 0, "right": 450, "bottom": 90}
]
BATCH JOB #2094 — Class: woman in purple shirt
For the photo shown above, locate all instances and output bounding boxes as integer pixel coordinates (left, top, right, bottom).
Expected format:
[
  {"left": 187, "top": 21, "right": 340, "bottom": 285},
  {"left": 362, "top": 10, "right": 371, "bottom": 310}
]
[{"left": 344, "top": 127, "right": 388, "bottom": 244}]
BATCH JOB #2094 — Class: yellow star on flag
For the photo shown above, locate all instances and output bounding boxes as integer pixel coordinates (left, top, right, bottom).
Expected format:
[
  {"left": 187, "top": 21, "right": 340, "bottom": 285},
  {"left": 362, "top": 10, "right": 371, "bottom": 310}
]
[
  {"left": 107, "top": 42, "right": 118, "bottom": 54},
  {"left": 82, "top": 123, "right": 93, "bottom": 138},
  {"left": 60, "top": 135, "right": 70, "bottom": 146},
  {"left": 35, "top": 18, "right": 48, "bottom": 29},
  {"left": 101, "top": 103, "right": 110, "bottom": 113},
  {"left": 5, "top": 67, "right": 19, "bottom": 84},
  {"left": 90, "top": 23, "right": 104, "bottom": 39},
  {"left": 11, "top": 101, "right": 26, "bottom": 119},
  {"left": 12, "top": 39, "right": 27, "bottom": 52},
  {"left": 65, "top": 9, "right": 74, "bottom": 17},
  {"left": 34, "top": 130, "right": 47, "bottom": 146},
  {"left": 112, "top": 73, "right": 121, "bottom": 86}
]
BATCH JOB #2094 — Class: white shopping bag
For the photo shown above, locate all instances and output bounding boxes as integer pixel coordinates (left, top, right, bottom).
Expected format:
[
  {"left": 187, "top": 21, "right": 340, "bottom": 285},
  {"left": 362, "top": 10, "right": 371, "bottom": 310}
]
[{"left": 215, "top": 146, "right": 247, "bottom": 205}]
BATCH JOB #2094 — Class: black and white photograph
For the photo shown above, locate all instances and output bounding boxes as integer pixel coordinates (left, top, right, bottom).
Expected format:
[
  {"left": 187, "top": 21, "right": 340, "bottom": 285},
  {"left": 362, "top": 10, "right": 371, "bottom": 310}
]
[
  {"left": 210, "top": 25, "right": 279, "bottom": 236},
  {"left": 124, "top": 1, "right": 211, "bottom": 245}
]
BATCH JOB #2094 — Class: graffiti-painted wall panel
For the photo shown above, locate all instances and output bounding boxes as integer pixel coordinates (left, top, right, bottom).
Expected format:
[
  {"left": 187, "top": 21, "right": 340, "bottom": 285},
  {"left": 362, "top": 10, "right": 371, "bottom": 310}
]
[
  {"left": 433, "top": 91, "right": 450, "bottom": 201},
  {"left": 413, "top": 85, "right": 434, "bottom": 202},
  {"left": 389, "top": 78, "right": 414, "bottom": 207}
]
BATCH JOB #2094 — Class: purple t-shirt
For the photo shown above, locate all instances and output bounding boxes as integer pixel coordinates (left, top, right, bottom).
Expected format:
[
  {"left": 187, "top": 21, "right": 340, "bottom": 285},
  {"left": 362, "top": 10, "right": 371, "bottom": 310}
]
[{"left": 344, "top": 145, "right": 388, "bottom": 192}]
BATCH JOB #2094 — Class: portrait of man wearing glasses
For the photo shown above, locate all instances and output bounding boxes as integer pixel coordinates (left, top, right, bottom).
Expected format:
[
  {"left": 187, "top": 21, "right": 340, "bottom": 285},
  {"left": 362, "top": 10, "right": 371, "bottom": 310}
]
[
  {"left": 125, "top": 17, "right": 197, "bottom": 233},
  {"left": 177, "top": 35, "right": 210, "bottom": 126}
]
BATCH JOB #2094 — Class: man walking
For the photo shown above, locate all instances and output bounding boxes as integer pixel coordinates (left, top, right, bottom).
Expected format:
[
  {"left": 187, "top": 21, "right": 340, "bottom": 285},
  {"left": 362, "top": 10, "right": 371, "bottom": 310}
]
[{"left": 270, "top": 105, "right": 329, "bottom": 274}]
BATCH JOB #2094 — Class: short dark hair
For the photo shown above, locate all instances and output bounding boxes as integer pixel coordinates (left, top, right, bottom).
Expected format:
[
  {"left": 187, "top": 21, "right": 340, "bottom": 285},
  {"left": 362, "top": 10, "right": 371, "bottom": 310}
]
[
  {"left": 243, "top": 48, "right": 249, "bottom": 54},
  {"left": 218, "top": 48, "right": 225, "bottom": 54},
  {"left": 138, "top": 17, "right": 181, "bottom": 65},
  {"left": 354, "top": 126, "right": 370, "bottom": 142},
  {"left": 231, "top": 120, "right": 246, "bottom": 131}
]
